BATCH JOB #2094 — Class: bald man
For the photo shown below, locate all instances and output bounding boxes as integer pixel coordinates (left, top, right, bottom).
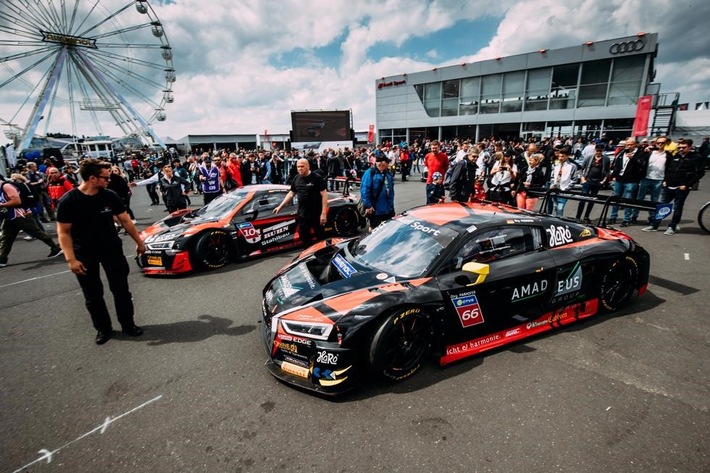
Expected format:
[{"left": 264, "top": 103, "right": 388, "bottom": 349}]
[{"left": 274, "top": 158, "right": 328, "bottom": 247}]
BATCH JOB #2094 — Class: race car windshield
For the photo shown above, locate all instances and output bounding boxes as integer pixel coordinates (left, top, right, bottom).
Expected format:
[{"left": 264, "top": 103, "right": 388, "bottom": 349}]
[
  {"left": 193, "top": 191, "right": 248, "bottom": 219},
  {"left": 352, "top": 218, "right": 456, "bottom": 278}
]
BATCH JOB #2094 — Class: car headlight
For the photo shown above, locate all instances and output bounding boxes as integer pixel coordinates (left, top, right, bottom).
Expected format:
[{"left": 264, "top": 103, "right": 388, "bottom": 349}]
[
  {"left": 280, "top": 320, "right": 333, "bottom": 341},
  {"left": 146, "top": 240, "right": 176, "bottom": 251}
]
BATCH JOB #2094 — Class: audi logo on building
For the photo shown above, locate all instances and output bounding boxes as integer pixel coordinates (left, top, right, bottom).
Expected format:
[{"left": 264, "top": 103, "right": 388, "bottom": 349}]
[{"left": 609, "top": 39, "right": 645, "bottom": 54}]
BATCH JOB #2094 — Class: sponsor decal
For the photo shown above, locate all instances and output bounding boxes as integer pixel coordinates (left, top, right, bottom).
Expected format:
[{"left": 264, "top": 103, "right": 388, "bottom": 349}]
[
  {"left": 299, "top": 263, "right": 317, "bottom": 289},
  {"left": 237, "top": 222, "right": 261, "bottom": 244},
  {"left": 283, "top": 355, "right": 309, "bottom": 367},
  {"left": 547, "top": 224, "right": 574, "bottom": 247},
  {"left": 333, "top": 254, "right": 358, "bottom": 279},
  {"left": 292, "top": 336, "right": 312, "bottom": 346},
  {"left": 316, "top": 350, "right": 339, "bottom": 365},
  {"left": 280, "top": 360, "right": 309, "bottom": 378},
  {"left": 445, "top": 334, "right": 501, "bottom": 356},
  {"left": 398, "top": 216, "right": 441, "bottom": 236},
  {"left": 511, "top": 279, "right": 548, "bottom": 302},
  {"left": 313, "top": 366, "right": 351, "bottom": 386},
  {"left": 505, "top": 328, "right": 521, "bottom": 338},
  {"left": 276, "top": 341, "right": 299, "bottom": 356},
  {"left": 609, "top": 39, "right": 644, "bottom": 54},
  {"left": 278, "top": 275, "right": 300, "bottom": 298},
  {"left": 466, "top": 224, "right": 478, "bottom": 233},
  {"left": 261, "top": 220, "right": 295, "bottom": 246},
  {"left": 580, "top": 228, "right": 592, "bottom": 237},
  {"left": 451, "top": 291, "right": 485, "bottom": 328},
  {"left": 654, "top": 203, "right": 673, "bottom": 221},
  {"left": 551, "top": 263, "right": 583, "bottom": 304},
  {"left": 376, "top": 272, "right": 389, "bottom": 280}
]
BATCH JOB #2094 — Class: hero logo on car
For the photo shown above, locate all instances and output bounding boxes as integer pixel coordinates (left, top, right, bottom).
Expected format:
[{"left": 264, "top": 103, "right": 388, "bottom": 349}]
[
  {"left": 237, "top": 222, "right": 261, "bottom": 244},
  {"left": 451, "top": 291, "right": 485, "bottom": 328},
  {"left": 547, "top": 224, "right": 573, "bottom": 247},
  {"left": 316, "top": 350, "right": 339, "bottom": 365}
]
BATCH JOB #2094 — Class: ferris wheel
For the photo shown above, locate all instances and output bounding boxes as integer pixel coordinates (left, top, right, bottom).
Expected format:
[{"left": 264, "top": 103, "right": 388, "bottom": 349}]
[{"left": 0, "top": 0, "right": 175, "bottom": 152}]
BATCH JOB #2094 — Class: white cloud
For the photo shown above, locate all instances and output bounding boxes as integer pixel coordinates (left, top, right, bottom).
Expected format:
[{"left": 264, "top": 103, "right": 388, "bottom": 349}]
[{"left": 1, "top": 0, "right": 708, "bottom": 144}]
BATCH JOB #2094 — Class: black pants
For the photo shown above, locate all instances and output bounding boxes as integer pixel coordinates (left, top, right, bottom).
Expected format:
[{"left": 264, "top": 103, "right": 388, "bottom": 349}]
[
  {"left": 0, "top": 215, "right": 59, "bottom": 264},
  {"left": 297, "top": 216, "right": 324, "bottom": 248},
  {"left": 75, "top": 249, "right": 135, "bottom": 333},
  {"left": 204, "top": 191, "right": 221, "bottom": 206},
  {"left": 368, "top": 210, "right": 395, "bottom": 231},
  {"left": 146, "top": 183, "right": 160, "bottom": 205}
]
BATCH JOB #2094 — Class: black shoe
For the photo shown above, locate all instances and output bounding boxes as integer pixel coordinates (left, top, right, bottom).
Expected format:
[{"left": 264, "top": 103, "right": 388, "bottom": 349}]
[
  {"left": 620, "top": 221, "right": 630, "bottom": 227},
  {"left": 96, "top": 330, "right": 112, "bottom": 345},
  {"left": 122, "top": 325, "right": 144, "bottom": 337},
  {"left": 47, "top": 247, "right": 63, "bottom": 258},
  {"left": 630, "top": 218, "right": 637, "bottom": 224},
  {"left": 608, "top": 218, "right": 617, "bottom": 224}
]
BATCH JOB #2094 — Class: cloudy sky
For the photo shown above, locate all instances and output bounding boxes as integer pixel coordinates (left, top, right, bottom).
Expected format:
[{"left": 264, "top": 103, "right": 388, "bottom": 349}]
[{"left": 1, "top": 0, "right": 709, "bottom": 143}]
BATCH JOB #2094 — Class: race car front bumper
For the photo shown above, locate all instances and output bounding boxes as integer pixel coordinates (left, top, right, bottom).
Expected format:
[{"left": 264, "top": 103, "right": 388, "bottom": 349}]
[
  {"left": 260, "top": 302, "right": 360, "bottom": 395},
  {"left": 137, "top": 250, "right": 193, "bottom": 275}
]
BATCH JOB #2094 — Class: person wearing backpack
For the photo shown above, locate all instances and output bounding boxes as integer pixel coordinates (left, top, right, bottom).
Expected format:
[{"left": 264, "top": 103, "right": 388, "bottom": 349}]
[{"left": 0, "top": 174, "right": 63, "bottom": 267}]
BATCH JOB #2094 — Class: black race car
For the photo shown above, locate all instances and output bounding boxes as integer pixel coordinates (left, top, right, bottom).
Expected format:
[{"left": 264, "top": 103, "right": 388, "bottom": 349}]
[
  {"left": 137, "top": 184, "right": 364, "bottom": 275},
  {"left": 260, "top": 201, "right": 650, "bottom": 395}
]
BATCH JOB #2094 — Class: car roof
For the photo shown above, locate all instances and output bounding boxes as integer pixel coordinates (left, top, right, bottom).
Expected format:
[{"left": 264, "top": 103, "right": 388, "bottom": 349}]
[{"left": 404, "top": 202, "right": 545, "bottom": 232}]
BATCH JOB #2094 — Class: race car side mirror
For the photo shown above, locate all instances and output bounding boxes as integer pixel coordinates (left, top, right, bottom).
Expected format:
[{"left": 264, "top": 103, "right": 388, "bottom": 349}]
[{"left": 462, "top": 262, "right": 490, "bottom": 286}]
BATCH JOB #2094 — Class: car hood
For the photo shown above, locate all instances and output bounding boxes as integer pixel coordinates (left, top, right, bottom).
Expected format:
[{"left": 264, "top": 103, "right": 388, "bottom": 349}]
[
  {"left": 141, "top": 211, "right": 222, "bottom": 239},
  {"left": 264, "top": 241, "right": 404, "bottom": 318}
]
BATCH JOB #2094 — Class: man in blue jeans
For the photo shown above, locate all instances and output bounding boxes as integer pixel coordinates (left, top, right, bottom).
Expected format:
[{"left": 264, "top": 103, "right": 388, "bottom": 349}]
[
  {"left": 643, "top": 139, "right": 705, "bottom": 235},
  {"left": 633, "top": 136, "right": 670, "bottom": 225},
  {"left": 608, "top": 138, "right": 646, "bottom": 226}
]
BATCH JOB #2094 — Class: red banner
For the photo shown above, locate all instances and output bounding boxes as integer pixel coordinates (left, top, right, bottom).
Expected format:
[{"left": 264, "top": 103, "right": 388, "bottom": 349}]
[
  {"left": 632, "top": 95, "right": 652, "bottom": 137},
  {"left": 368, "top": 125, "right": 374, "bottom": 144}
]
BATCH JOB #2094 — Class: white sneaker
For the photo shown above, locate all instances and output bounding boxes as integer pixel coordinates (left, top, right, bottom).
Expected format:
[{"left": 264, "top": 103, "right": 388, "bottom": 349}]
[
  {"left": 641, "top": 226, "right": 657, "bottom": 232},
  {"left": 23, "top": 236, "right": 36, "bottom": 241},
  {"left": 663, "top": 227, "right": 675, "bottom": 235}
]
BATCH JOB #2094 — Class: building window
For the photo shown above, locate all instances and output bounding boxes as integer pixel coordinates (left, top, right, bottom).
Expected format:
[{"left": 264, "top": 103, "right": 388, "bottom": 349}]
[
  {"left": 424, "top": 82, "right": 442, "bottom": 117},
  {"left": 550, "top": 64, "right": 578, "bottom": 110},
  {"left": 608, "top": 56, "right": 645, "bottom": 106},
  {"left": 525, "top": 68, "right": 551, "bottom": 111},
  {"left": 502, "top": 71, "right": 525, "bottom": 113},
  {"left": 460, "top": 77, "right": 480, "bottom": 115},
  {"left": 578, "top": 59, "right": 611, "bottom": 107},
  {"left": 480, "top": 74, "right": 501, "bottom": 114},
  {"left": 441, "top": 80, "right": 460, "bottom": 117}
]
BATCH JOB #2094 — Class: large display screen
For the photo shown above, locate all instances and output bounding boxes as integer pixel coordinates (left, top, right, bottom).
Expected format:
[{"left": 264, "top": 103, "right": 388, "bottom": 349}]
[{"left": 291, "top": 110, "right": 351, "bottom": 142}]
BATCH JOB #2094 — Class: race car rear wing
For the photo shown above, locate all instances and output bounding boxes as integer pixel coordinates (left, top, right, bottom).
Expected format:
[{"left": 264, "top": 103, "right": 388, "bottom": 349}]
[{"left": 527, "top": 188, "right": 664, "bottom": 227}]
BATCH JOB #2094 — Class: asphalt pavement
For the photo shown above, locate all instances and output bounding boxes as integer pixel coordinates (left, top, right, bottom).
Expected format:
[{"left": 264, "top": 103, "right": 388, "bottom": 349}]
[{"left": 1, "top": 173, "right": 708, "bottom": 472}]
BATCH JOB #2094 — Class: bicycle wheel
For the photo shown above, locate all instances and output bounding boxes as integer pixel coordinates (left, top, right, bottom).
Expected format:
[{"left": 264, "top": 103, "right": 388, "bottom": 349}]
[{"left": 698, "top": 201, "right": 710, "bottom": 234}]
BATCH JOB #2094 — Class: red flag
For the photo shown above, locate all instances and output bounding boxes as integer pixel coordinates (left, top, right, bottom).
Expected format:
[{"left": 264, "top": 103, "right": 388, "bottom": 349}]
[
  {"left": 368, "top": 125, "right": 374, "bottom": 144},
  {"left": 632, "top": 95, "right": 652, "bottom": 137}
]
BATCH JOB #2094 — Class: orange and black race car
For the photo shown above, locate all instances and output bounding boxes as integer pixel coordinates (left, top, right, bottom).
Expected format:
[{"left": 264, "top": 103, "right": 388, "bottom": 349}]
[
  {"left": 260, "top": 201, "right": 651, "bottom": 395},
  {"left": 137, "top": 184, "right": 364, "bottom": 275}
]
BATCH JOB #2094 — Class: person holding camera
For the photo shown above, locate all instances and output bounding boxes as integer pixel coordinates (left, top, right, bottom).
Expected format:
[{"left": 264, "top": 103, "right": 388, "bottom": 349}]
[{"left": 487, "top": 151, "right": 517, "bottom": 205}]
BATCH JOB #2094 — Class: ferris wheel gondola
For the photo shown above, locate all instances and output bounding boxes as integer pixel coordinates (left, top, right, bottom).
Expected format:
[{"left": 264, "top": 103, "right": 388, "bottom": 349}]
[{"left": 0, "top": 0, "right": 175, "bottom": 152}]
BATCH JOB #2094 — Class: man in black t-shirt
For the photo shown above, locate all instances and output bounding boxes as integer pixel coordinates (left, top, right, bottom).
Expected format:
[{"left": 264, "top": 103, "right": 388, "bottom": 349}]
[
  {"left": 273, "top": 158, "right": 328, "bottom": 248},
  {"left": 56, "top": 159, "right": 146, "bottom": 345}
]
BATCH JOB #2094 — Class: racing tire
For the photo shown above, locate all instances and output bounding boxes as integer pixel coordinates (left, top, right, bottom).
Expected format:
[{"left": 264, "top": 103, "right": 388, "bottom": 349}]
[
  {"left": 332, "top": 206, "right": 360, "bottom": 236},
  {"left": 369, "top": 307, "right": 432, "bottom": 383},
  {"left": 192, "top": 230, "right": 233, "bottom": 270},
  {"left": 599, "top": 256, "right": 638, "bottom": 311}
]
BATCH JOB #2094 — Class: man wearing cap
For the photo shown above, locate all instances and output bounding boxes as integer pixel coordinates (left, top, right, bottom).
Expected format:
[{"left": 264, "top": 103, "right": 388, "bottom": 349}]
[
  {"left": 426, "top": 172, "right": 445, "bottom": 204},
  {"left": 360, "top": 155, "right": 395, "bottom": 231}
]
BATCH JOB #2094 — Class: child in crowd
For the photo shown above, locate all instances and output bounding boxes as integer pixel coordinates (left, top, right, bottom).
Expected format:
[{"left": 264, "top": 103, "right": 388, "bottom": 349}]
[
  {"left": 472, "top": 177, "right": 487, "bottom": 202},
  {"left": 426, "top": 172, "right": 445, "bottom": 204}
]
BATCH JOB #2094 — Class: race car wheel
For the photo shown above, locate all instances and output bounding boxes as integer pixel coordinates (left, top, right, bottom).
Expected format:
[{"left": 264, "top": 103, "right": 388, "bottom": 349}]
[
  {"left": 333, "top": 206, "right": 360, "bottom": 236},
  {"left": 599, "top": 256, "right": 638, "bottom": 311},
  {"left": 369, "top": 307, "right": 432, "bottom": 383},
  {"left": 193, "top": 230, "right": 232, "bottom": 270}
]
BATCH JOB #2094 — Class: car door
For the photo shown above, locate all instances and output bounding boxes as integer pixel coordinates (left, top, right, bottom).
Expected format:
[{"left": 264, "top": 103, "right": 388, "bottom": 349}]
[
  {"left": 232, "top": 190, "right": 300, "bottom": 254},
  {"left": 436, "top": 225, "right": 557, "bottom": 344}
]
